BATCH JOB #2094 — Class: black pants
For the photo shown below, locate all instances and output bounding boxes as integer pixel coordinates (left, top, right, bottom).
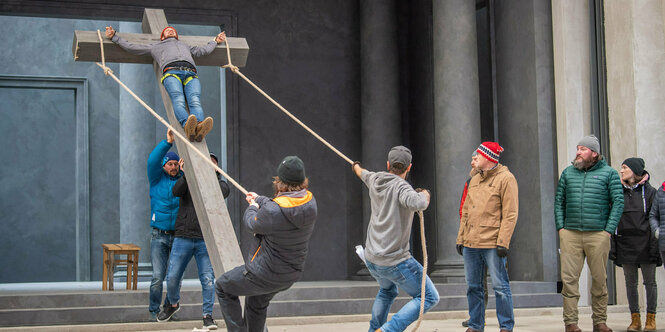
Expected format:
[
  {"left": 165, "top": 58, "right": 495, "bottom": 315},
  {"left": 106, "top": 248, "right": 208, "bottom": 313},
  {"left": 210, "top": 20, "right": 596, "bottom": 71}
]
[{"left": 215, "top": 265, "right": 291, "bottom": 332}]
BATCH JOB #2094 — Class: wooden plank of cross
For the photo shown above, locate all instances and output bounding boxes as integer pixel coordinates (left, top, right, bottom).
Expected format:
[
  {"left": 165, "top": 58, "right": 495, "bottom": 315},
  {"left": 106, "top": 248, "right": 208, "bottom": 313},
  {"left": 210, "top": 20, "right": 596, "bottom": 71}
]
[{"left": 72, "top": 8, "right": 246, "bottom": 277}]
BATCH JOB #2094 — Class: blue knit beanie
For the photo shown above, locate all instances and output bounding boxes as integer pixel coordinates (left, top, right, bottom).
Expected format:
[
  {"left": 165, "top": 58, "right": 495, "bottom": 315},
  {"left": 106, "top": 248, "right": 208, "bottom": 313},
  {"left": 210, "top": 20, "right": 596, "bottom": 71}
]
[{"left": 162, "top": 151, "right": 179, "bottom": 166}]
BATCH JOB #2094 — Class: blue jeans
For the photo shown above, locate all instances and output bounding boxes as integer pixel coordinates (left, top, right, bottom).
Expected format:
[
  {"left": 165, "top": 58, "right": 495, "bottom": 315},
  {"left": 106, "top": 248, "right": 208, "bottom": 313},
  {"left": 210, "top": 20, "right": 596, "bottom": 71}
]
[
  {"left": 150, "top": 228, "right": 174, "bottom": 313},
  {"left": 463, "top": 247, "right": 514, "bottom": 331},
  {"left": 366, "top": 257, "right": 440, "bottom": 332},
  {"left": 166, "top": 237, "right": 216, "bottom": 316},
  {"left": 162, "top": 70, "right": 203, "bottom": 127}
]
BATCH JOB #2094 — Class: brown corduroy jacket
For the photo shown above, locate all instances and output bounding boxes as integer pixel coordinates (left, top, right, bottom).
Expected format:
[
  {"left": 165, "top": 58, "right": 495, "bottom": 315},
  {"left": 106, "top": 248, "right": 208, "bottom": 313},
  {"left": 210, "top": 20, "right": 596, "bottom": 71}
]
[{"left": 456, "top": 164, "right": 519, "bottom": 249}]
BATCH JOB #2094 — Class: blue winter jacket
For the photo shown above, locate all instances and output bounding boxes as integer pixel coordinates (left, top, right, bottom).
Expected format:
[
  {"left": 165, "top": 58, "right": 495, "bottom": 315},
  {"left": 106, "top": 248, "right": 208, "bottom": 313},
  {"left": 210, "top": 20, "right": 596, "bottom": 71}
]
[{"left": 147, "top": 140, "right": 182, "bottom": 231}]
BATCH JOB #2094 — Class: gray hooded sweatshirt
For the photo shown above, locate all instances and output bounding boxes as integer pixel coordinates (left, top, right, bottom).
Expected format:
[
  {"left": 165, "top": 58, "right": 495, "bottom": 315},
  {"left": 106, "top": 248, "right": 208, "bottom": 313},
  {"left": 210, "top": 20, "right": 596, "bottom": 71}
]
[
  {"left": 361, "top": 170, "right": 429, "bottom": 266},
  {"left": 111, "top": 35, "right": 217, "bottom": 73}
]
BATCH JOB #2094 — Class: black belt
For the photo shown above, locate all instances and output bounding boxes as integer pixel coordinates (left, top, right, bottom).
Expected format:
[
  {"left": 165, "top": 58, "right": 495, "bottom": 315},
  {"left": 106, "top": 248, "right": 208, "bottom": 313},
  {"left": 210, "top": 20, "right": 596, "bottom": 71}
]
[
  {"left": 164, "top": 66, "right": 196, "bottom": 73},
  {"left": 153, "top": 227, "right": 175, "bottom": 235}
]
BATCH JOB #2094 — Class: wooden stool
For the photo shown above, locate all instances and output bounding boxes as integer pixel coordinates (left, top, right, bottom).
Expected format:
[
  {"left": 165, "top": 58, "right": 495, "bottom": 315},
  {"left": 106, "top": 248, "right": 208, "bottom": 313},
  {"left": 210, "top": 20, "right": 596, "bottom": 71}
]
[{"left": 102, "top": 244, "right": 141, "bottom": 290}]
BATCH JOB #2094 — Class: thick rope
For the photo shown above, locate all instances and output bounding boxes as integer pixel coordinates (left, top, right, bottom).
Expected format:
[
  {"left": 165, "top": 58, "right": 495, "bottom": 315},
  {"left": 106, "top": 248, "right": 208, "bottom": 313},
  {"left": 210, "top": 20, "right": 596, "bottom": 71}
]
[
  {"left": 95, "top": 30, "right": 249, "bottom": 195},
  {"left": 221, "top": 41, "right": 353, "bottom": 165},
  {"left": 411, "top": 210, "right": 427, "bottom": 331}
]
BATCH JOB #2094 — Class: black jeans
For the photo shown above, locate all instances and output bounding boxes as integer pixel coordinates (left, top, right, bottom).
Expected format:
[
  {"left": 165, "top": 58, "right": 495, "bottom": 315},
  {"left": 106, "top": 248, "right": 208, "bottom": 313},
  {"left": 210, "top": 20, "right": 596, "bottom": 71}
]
[
  {"left": 623, "top": 263, "right": 657, "bottom": 313},
  {"left": 215, "top": 265, "right": 291, "bottom": 332}
]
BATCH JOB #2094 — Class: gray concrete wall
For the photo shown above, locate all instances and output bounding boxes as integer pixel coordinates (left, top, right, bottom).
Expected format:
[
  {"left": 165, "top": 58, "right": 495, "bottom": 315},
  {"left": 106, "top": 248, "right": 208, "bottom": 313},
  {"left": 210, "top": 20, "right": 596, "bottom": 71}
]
[{"left": 605, "top": 0, "right": 665, "bottom": 310}]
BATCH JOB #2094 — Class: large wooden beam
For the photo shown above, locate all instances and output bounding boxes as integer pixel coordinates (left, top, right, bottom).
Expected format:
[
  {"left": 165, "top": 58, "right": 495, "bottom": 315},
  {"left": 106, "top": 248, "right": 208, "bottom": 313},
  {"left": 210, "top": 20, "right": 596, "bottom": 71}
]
[
  {"left": 138, "top": 8, "right": 244, "bottom": 276},
  {"left": 72, "top": 30, "right": 249, "bottom": 67},
  {"left": 143, "top": 9, "right": 245, "bottom": 276}
]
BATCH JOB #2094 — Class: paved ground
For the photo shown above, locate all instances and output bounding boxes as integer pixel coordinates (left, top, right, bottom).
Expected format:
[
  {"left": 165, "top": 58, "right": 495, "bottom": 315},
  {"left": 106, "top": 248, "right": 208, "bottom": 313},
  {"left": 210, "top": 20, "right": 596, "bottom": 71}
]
[{"left": 3, "top": 305, "right": 665, "bottom": 332}]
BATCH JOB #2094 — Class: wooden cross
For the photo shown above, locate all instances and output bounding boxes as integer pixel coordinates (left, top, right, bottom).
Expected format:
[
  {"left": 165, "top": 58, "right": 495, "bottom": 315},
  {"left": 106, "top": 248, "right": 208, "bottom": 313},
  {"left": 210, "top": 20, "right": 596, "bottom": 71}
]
[{"left": 72, "top": 8, "right": 246, "bottom": 277}]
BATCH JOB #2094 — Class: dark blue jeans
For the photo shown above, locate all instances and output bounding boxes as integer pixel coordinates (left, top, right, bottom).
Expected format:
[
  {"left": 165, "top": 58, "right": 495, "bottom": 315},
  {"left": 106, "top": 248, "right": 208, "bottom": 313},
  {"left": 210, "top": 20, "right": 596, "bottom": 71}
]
[
  {"left": 162, "top": 70, "right": 203, "bottom": 127},
  {"left": 463, "top": 247, "right": 514, "bottom": 331},
  {"left": 366, "top": 257, "right": 440, "bottom": 332},
  {"left": 165, "top": 237, "right": 216, "bottom": 316},
  {"left": 149, "top": 228, "right": 174, "bottom": 313}
]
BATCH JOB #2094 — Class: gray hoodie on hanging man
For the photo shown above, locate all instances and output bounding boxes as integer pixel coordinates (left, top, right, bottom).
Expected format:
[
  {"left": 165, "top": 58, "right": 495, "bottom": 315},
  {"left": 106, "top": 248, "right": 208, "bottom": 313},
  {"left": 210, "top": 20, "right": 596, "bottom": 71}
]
[{"left": 361, "top": 170, "right": 429, "bottom": 266}]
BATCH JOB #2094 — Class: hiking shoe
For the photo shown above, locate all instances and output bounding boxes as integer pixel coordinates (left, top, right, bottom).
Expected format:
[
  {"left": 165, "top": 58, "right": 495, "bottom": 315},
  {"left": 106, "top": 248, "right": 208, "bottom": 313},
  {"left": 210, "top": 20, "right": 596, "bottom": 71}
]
[
  {"left": 203, "top": 314, "right": 218, "bottom": 330},
  {"left": 195, "top": 117, "right": 214, "bottom": 142},
  {"left": 184, "top": 114, "right": 197, "bottom": 141},
  {"left": 156, "top": 303, "right": 179, "bottom": 322}
]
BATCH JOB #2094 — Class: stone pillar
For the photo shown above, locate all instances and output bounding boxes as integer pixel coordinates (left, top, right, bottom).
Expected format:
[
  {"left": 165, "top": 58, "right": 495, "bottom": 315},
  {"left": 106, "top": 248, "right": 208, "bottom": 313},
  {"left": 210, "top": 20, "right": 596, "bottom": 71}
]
[
  {"left": 605, "top": 0, "right": 665, "bottom": 308},
  {"left": 430, "top": 0, "right": 480, "bottom": 281},
  {"left": 551, "top": 0, "right": 595, "bottom": 305},
  {"left": 357, "top": 0, "right": 401, "bottom": 275},
  {"left": 493, "top": 0, "right": 558, "bottom": 282},
  {"left": 119, "top": 22, "right": 156, "bottom": 261}
]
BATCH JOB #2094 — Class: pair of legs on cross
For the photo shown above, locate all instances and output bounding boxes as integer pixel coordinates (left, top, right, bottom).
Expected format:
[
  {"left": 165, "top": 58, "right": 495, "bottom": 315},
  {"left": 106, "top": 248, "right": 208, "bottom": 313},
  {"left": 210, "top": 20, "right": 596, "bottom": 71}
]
[{"left": 162, "top": 70, "right": 214, "bottom": 142}]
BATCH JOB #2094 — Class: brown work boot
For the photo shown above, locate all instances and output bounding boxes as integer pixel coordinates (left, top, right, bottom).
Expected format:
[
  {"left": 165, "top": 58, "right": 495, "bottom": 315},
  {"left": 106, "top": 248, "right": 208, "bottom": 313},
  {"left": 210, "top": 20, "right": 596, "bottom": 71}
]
[
  {"left": 627, "top": 312, "right": 641, "bottom": 332},
  {"left": 644, "top": 312, "right": 656, "bottom": 332},
  {"left": 184, "top": 114, "right": 197, "bottom": 141},
  {"left": 195, "top": 117, "right": 213, "bottom": 142},
  {"left": 592, "top": 323, "right": 612, "bottom": 332},
  {"left": 565, "top": 323, "right": 582, "bottom": 332}
]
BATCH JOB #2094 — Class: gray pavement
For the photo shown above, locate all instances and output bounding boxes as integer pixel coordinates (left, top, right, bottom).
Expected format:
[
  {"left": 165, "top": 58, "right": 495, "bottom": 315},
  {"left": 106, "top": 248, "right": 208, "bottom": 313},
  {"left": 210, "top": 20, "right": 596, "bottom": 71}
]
[{"left": 3, "top": 305, "right": 665, "bottom": 331}]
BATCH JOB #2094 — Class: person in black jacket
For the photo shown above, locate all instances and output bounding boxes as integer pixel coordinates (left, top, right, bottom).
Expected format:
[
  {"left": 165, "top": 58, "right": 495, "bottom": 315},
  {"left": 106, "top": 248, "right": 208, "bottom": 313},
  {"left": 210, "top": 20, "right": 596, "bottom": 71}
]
[
  {"left": 215, "top": 156, "right": 317, "bottom": 332},
  {"left": 157, "top": 153, "right": 230, "bottom": 330},
  {"left": 610, "top": 158, "right": 659, "bottom": 332}
]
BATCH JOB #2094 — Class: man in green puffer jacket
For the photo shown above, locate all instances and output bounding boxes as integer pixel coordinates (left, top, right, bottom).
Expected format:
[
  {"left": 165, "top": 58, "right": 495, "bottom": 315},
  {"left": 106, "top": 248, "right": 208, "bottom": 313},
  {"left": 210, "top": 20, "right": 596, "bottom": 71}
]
[{"left": 555, "top": 135, "right": 624, "bottom": 332}]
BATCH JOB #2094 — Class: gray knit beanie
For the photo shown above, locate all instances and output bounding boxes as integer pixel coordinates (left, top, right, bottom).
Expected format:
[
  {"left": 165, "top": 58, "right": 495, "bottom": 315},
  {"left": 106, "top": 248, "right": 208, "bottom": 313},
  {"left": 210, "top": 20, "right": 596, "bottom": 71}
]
[{"left": 577, "top": 135, "right": 600, "bottom": 153}]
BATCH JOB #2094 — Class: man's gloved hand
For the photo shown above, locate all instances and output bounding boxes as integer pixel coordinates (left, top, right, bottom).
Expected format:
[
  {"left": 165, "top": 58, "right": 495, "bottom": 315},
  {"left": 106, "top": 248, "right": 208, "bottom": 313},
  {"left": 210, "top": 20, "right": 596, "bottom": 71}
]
[
  {"left": 456, "top": 244, "right": 464, "bottom": 256},
  {"left": 496, "top": 246, "right": 508, "bottom": 257}
]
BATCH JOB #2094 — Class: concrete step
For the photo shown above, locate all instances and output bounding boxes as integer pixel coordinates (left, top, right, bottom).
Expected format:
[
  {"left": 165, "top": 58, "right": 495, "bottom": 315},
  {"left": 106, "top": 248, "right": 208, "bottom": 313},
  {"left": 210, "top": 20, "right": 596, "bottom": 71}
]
[{"left": 0, "top": 280, "right": 561, "bottom": 327}]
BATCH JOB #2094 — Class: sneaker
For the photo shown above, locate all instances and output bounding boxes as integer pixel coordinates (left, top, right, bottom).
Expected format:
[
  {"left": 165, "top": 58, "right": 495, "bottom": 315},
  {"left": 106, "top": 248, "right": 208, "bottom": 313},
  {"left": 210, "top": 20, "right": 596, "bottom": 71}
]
[
  {"left": 195, "top": 117, "right": 214, "bottom": 142},
  {"left": 149, "top": 311, "right": 157, "bottom": 321},
  {"left": 462, "top": 319, "right": 469, "bottom": 327},
  {"left": 156, "top": 303, "right": 180, "bottom": 322},
  {"left": 203, "top": 314, "right": 218, "bottom": 330},
  {"left": 184, "top": 114, "right": 197, "bottom": 141}
]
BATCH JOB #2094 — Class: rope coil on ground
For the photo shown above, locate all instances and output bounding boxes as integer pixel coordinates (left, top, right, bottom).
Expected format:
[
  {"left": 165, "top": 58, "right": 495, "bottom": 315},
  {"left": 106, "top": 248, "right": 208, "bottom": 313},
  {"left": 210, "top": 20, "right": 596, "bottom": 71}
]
[{"left": 95, "top": 30, "right": 249, "bottom": 195}]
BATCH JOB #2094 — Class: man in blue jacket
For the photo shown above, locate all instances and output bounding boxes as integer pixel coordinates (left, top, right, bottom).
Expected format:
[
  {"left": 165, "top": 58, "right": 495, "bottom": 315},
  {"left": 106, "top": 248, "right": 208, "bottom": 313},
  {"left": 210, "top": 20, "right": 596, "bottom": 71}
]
[
  {"left": 555, "top": 135, "right": 624, "bottom": 332},
  {"left": 215, "top": 156, "right": 317, "bottom": 332},
  {"left": 147, "top": 129, "right": 183, "bottom": 319}
]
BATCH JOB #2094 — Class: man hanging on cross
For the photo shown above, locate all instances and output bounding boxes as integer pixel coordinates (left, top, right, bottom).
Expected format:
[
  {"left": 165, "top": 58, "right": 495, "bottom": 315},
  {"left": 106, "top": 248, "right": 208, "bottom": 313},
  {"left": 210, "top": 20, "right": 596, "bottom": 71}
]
[{"left": 105, "top": 25, "right": 226, "bottom": 142}]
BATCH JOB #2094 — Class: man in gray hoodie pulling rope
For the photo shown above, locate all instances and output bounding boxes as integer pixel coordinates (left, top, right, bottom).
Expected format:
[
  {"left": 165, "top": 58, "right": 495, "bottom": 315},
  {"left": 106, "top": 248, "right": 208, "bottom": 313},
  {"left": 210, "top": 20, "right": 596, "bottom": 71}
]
[{"left": 353, "top": 146, "right": 439, "bottom": 332}]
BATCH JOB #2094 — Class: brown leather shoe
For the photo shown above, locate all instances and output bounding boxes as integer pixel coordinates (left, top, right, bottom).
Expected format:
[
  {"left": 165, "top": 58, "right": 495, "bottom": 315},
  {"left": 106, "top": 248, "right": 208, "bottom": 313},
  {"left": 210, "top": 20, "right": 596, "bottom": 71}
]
[
  {"left": 184, "top": 114, "right": 197, "bottom": 141},
  {"left": 194, "top": 117, "right": 213, "bottom": 142},
  {"left": 644, "top": 312, "right": 656, "bottom": 332},
  {"left": 500, "top": 329, "right": 512, "bottom": 332},
  {"left": 592, "top": 323, "right": 612, "bottom": 332},
  {"left": 465, "top": 329, "right": 481, "bottom": 332},
  {"left": 565, "top": 323, "right": 582, "bottom": 332}
]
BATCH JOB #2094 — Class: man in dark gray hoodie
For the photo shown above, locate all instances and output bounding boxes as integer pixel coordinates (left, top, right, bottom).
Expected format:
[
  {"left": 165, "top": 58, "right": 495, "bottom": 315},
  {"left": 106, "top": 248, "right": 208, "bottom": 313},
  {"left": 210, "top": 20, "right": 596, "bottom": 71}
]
[
  {"left": 353, "top": 146, "right": 439, "bottom": 332},
  {"left": 215, "top": 156, "right": 317, "bottom": 332}
]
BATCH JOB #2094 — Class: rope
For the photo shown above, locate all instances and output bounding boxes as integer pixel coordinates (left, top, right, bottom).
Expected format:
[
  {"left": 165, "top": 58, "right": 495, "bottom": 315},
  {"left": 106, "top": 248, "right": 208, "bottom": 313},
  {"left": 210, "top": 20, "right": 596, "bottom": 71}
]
[
  {"left": 95, "top": 30, "right": 249, "bottom": 195},
  {"left": 411, "top": 210, "right": 427, "bottom": 332},
  {"left": 221, "top": 40, "right": 353, "bottom": 165}
]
